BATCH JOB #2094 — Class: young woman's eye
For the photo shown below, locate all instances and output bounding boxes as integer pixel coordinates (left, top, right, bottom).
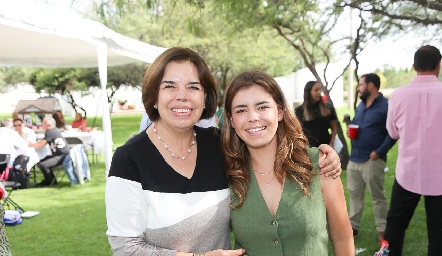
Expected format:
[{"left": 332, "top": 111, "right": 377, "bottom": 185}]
[
  {"left": 234, "top": 109, "right": 245, "bottom": 114},
  {"left": 258, "top": 105, "right": 269, "bottom": 110}
]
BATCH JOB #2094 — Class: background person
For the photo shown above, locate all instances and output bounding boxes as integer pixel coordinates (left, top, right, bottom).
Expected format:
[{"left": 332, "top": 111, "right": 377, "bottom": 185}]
[
  {"left": 295, "top": 81, "right": 338, "bottom": 147},
  {"left": 343, "top": 73, "right": 396, "bottom": 242},
  {"left": 0, "top": 119, "right": 28, "bottom": 167},
  {"left": 71, "top": 113, "right": 87, "bottom": 131},
  {"left": 13, "top": 118, "right": 36, "bottom": 143},
  {"left": 29, "top": 117, "right": 69, "bottom": 187},
  {"left": 385, "top": 45, "right": 442, "bottom": 255},
  {"left": 106, "top": 47, "right": 341, "bottom": 256},
  {"left": 222, "top": 71, "right": 353, "bottom": 255},
  {"left": 52, "top": 110, "right": 66, "bottom": 129}
]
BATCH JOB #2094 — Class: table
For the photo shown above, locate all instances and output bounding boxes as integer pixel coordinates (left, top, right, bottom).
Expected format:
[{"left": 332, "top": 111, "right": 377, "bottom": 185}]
[{"left": 36, "top": 130, "right": 108, "bottom": 155}]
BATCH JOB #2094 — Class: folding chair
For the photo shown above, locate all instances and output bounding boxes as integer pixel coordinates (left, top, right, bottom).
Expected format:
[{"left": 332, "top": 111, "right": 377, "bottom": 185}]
[
  {"left": 65, "top": 137, "right": 97, "bottom": 165},
  {"left": 0, "top": 154, "right": 25, "bottom": 212}
]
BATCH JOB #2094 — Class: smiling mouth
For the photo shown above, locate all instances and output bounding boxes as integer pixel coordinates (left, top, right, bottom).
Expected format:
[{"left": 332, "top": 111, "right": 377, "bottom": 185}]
[
  {"left": 172, "top": 108, "right": 192, "bottom": 113},
  {"left": 247, "top": 126, "right": 266, "bottom": 133}
]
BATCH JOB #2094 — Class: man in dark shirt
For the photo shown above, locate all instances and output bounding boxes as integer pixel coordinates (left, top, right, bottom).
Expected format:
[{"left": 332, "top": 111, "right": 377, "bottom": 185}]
[
  {"left": 29, "top": 117, "right": 69, "bottom": 186},
  {"left": 343, "top": 73, "right": 396, "bottom": 242}
]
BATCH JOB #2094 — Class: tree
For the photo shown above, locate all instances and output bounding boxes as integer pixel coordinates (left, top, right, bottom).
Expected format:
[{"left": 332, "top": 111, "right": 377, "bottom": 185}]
[
  {"left": 91, "top": 0, "right": 299, "bottom": 96},
  {"left": 29, "top": 68, "right": 97, "bottom": 118},
  {"left": 28, "top": 63, "right": 147, "bottom": 121},
  {"left": 196, "top": 0, "right": 354, "bottom": 167},
  {"left": 0, "top": 67, "right": 32, "bottom": 92},
  {"left": 340, "top": 0, "right": 442, "bottom": 26}
]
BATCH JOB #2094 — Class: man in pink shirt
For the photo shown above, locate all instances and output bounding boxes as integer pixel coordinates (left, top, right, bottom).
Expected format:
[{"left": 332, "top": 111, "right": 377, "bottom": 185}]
[{"left": 385, "top": 45, "right": 442, "bottom": 255}]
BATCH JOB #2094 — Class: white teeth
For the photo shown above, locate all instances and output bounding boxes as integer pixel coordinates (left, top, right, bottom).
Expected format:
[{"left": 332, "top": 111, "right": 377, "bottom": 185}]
[
  {"left": 172, "top": 109, "right": 191, "bottom": 113},
  {"left": 247, "top": 127, "right": 266, "bottom": 133}
]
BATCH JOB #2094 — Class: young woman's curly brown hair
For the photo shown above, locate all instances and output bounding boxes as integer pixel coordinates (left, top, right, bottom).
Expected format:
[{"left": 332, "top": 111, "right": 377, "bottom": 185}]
[{"left": 221, "top": 70, "right": 316, "bottom": 210}]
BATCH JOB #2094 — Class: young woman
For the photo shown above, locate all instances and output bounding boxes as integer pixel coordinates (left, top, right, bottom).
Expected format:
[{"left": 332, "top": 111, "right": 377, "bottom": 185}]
[
  {"left": 295, "top": 81, "right": 338, "bottom": 147},
  {"left": 222, "top": 71, "right": 353, "bottom": 255}
]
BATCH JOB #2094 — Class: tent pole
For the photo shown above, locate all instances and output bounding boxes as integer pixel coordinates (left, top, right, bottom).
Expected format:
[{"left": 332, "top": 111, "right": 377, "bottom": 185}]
[{"left": 97, "top": 42, "right": 113, "bottom": 177}]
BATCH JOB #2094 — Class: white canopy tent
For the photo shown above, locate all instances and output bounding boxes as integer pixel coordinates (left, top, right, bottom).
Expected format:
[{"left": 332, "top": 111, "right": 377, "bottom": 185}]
[{"left": 0, "top": 0, "right": 167, "bottom": 174}]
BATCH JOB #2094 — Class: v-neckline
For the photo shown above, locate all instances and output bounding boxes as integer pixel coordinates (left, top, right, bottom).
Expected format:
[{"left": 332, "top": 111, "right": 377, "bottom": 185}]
[{"left": 251, "top": 165, "right": 285, "bottom": 218}]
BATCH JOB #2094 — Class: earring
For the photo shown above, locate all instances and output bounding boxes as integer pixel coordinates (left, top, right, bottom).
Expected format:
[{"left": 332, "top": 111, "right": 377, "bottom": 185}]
[{"left": 154, "top": 104, "right": 157, "bottom": 109}]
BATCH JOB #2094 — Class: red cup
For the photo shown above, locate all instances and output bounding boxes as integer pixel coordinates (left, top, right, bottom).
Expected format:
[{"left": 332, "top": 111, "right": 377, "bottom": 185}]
[
  {"left": 347, "top": 124, "right": 359, "bottom": 139},
  {"left": 36, "top": 125, "right": 40, "bottom": 129}
]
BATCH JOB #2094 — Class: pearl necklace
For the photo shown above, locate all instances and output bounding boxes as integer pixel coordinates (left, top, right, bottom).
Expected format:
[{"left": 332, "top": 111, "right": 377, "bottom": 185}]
[{"left": 153, "top": 125, "right": 196, "bottom": 160}]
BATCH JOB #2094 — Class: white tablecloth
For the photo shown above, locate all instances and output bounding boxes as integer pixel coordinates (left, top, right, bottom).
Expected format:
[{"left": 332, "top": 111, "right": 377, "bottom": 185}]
[{"left": 36, "top": 130, "right": 108, "bottom": 155}]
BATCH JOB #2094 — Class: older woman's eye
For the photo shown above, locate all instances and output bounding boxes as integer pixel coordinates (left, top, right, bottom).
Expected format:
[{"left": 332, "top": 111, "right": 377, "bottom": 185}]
[
  {"left": 188, "top": 85, "right": 202, "bottom": 91},
  {"left": 163, "top": 84, "right": 176, "bottom": 89}
]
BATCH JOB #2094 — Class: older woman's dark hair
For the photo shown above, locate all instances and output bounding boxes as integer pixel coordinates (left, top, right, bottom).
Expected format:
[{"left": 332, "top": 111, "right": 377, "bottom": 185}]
[
  {"left": 414, "top": 45, "right": 442, "bottom": 72},
  {"left": 142, "top": 47, "right": 218, "bottom": 122}
]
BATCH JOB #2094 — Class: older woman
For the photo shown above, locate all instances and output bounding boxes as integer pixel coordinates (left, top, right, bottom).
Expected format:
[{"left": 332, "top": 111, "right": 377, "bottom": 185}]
[
  {"left": 105, "top": 48, "right": 341, "bottom": 256},
  {"left": 222, "top": 71, "right": 353, "bottom": 255}
]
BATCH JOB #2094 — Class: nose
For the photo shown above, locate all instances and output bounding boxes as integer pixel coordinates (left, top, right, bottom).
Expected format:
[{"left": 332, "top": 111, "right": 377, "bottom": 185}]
[
  {"left": 175, "top": 85, "right": 189, "bottom": 101},
  {"left": 248, "top": 109, "right": 259, "bottom": 122}
]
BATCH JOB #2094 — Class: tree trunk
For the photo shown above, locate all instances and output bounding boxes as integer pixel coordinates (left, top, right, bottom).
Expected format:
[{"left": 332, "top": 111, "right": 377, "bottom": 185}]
[{"left": 322, "top": 92, "right": 350, "bottom": 170}]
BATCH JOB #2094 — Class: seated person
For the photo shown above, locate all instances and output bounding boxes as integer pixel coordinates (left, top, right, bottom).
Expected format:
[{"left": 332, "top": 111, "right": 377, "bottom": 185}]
[
  {"left": 0, "top": 119, "right": 28, "bottom": 167},
  {"left": 28, "top": 117, "right": 70, "bottom": 187},
  {"left": 13, "top": 118, "right": 36, "bottom": 143},
  {"left": 52, "top": 110, "right": 66, "bottom": 129},
  {"left": 71, "top": 113, "right": 87, "bottom": 132}
]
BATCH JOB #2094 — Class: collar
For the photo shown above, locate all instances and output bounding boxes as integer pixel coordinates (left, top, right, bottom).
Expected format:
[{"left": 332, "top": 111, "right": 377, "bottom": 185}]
[{"left": 411, "top": 75, "right": 439, "bottom": 83}]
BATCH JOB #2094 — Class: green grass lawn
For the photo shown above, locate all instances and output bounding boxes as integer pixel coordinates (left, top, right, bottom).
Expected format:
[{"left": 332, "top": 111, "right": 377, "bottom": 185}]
[{"left": 1, "top": 111, "right": 430, "bottom": 255}]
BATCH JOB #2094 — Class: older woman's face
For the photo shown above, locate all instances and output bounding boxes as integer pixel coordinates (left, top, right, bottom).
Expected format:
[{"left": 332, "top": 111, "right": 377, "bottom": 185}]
[
  {"left": 156, "top": 61, "right": 206, "bottom": 130},
  {"left": 75, "top": 113, "right": 82, "bottom": 121}
]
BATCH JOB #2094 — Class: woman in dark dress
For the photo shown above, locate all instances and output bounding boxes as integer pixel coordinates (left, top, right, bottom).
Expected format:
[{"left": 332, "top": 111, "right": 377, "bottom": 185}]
[{"left": 295, "top": 81, "right": 337, "bottom": 147}]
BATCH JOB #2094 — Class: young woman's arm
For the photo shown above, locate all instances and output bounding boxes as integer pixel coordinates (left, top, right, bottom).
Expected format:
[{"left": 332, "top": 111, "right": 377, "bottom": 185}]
[{"left": 319, "top": 164, "right": 354, "bottom": 255}]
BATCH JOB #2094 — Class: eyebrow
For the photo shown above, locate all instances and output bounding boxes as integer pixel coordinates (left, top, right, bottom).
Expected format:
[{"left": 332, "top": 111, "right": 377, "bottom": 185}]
[
  {"left": 233, "top": 101, "right": 269, "bottom": 109},
  {"left": 160, "top": 80, "right": 201, "bottom": 85}
]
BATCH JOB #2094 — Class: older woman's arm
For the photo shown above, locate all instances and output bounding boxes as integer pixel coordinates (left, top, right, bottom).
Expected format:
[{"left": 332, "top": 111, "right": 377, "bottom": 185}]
[{"left": 318, "top": 144, "right": 342, "bottom": 179}]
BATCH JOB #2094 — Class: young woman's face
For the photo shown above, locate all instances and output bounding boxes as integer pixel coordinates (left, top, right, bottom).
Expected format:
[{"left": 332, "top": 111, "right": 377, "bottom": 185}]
[
  {"left": 310, "top": 83, "right": 322, "bottom": 103},
  {"left": 156, "top": 61, "right": 206, "bottom": 130},
  {"left": 230, "top": 85, "right": 283, "bottom": 150}
]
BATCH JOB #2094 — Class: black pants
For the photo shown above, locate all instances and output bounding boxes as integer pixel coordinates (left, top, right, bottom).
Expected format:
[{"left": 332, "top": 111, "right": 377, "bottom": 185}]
[
  {"left": 38, "top": 154, "right": 67, "bottom": 183},
  {"left": 384, "top": 179, "right": 442, "bottom": 255}
]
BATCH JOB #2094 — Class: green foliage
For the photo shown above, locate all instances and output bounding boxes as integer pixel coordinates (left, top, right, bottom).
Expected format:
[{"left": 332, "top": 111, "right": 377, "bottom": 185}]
[
  {"left": 0, "top": 67, "right": 32, "bottom": 92},
  {"left": 90, "top": 0, "right": 298, "bottom": 94},
  {"left": 376, "top": 65, "right": 415, "bottom": 88}
]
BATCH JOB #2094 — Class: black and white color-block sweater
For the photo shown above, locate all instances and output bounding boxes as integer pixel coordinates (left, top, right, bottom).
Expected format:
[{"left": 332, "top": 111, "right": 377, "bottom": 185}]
[{"left": 105, "top": 126, "right": 231, "bottom": 256}]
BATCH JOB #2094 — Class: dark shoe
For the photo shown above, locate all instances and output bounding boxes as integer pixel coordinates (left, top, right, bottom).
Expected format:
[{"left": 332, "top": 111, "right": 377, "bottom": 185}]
[
  {"left": 378, "top": 232, "right": 385, "bottom": 243},
  {"left": 353, "top": 229, "right": 359, "bottom": 238},
  {"left": 35, "top": 180, "right": 51, "bottom": 187}
]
